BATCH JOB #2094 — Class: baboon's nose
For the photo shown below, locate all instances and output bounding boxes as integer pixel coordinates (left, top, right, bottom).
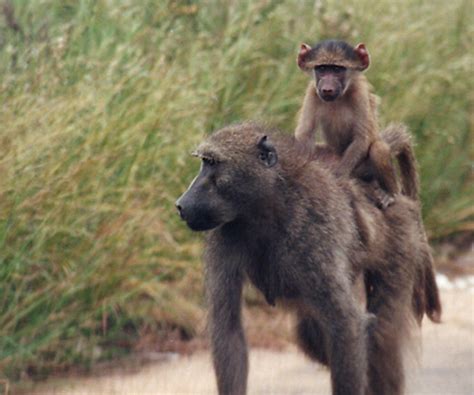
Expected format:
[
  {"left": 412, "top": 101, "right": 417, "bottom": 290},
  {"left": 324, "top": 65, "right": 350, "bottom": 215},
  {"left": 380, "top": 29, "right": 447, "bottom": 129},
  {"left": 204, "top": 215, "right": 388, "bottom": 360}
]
[
  {"left": 322, "top": 88, "right": 334, "bottom": 94},
  {"left": 175, "top": 201, "right": 184, "bottom": 217}
]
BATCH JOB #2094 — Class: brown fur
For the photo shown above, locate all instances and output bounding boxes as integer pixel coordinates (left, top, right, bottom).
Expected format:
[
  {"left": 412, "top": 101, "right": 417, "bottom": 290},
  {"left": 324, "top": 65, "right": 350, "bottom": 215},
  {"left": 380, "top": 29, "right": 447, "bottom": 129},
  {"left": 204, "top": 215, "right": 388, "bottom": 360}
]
[
  {"left": 372, "top": 124, "right": 440, "bottom": 324},
  {"left": 317, "top": 123, "right": 441, "bottom": 325},
  {"left": 380, "top": 123, "right": 419, "bottom": 200},
  {"left": 176, "top": 122, "right": 441, "bottom": 395},
  {"left": 296, "top": 40, "right": 400, "bottom": 207}
]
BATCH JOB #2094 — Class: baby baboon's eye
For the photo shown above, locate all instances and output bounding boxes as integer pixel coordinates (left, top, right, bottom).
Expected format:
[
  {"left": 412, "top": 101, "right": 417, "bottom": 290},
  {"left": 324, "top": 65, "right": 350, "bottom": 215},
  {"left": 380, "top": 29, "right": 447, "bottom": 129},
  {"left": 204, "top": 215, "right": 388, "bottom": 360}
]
[
  {"left": 315, "top": 65, "right": 346, "bottom": 74},
  {"left": 315, "top": 65, "right": 329, "bottom": 73},
  {"left": 331, "top": 65, "right": 346, "bottom": 73}
]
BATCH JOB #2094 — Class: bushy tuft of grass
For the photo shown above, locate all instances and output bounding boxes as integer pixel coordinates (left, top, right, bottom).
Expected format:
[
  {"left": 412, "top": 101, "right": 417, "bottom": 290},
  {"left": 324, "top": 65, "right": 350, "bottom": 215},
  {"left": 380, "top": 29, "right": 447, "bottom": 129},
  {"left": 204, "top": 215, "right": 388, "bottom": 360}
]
[{"left": 0, "top": 0, "right": 472, "bottom": 380}]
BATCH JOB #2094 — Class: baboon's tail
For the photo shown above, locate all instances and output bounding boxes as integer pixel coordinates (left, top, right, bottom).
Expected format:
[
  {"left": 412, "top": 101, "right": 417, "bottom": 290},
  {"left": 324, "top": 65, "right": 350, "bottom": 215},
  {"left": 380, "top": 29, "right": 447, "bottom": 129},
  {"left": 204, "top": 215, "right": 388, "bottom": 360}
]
[
  {"left": 381, "top": 123, "right": 419, "bottom": 200},
  {"left": 413, "top": 240, "right": 442, "bottom": 324}
]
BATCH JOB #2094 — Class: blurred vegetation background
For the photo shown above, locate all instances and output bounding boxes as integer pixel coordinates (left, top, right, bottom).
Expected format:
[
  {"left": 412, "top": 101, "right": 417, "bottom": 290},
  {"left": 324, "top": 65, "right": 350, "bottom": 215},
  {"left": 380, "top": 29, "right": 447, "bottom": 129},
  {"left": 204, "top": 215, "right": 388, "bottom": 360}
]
[{"left": 0, "top": 0, "right": 472, "bottom": 381}]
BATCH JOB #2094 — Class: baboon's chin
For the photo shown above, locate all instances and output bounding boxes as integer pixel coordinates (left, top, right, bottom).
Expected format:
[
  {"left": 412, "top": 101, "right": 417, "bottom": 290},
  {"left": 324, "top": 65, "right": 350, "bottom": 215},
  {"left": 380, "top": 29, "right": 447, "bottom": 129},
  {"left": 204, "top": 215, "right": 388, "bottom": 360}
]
[
  {"left": 318, "top": 92, "right": 339, "bottom": 102},
  {"left": 185, "top": 216, "right": 223, "bottom": 232}
]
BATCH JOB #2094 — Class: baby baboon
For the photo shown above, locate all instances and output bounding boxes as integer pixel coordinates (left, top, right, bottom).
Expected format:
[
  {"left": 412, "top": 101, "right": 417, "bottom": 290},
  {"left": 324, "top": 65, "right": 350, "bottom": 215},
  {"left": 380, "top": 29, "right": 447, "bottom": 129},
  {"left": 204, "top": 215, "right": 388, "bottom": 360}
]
[
  {"left": 176, "top": 122, "right": 440, "bottom": 395},
  {"left": 295, "top": 39, "right": 401, "bottom": 208}
]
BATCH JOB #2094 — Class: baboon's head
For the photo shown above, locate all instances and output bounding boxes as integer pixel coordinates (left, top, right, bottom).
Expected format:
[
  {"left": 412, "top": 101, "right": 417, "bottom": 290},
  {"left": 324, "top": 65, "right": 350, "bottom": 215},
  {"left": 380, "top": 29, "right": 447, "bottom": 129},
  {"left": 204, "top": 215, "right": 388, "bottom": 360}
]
[
  {"left": 297, "top": 40, "right": 370, "bottom": 102},
  {"left": 176, "top": 123, "right": 281, "bottom": 231}
]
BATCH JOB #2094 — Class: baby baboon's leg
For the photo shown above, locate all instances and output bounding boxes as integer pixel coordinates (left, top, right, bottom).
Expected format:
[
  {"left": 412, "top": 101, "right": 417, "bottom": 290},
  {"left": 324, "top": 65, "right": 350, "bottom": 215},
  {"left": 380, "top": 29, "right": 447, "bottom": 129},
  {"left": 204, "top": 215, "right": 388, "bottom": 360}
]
[
  {"left": 369, "top": 140, "right": 399, "bottom": 195},
  {"left": 368, "top": 140, "right": 400, "bottom": 209}
]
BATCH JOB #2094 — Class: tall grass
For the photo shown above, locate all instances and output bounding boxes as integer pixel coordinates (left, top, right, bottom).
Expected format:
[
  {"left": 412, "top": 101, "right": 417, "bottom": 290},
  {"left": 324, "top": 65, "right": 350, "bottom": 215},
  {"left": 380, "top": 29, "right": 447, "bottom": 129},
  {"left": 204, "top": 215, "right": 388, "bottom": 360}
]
[{"left": 0, "top": 0, "right": 472, "bottom": 380}]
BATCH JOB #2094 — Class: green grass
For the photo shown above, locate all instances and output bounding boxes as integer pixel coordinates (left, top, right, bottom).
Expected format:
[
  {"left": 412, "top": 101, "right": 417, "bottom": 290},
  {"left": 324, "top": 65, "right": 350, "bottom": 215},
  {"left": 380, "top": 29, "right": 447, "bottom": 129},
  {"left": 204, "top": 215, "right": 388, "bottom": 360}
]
[{"left": 0, "top": 0, "right": 472, "bottom": 380}]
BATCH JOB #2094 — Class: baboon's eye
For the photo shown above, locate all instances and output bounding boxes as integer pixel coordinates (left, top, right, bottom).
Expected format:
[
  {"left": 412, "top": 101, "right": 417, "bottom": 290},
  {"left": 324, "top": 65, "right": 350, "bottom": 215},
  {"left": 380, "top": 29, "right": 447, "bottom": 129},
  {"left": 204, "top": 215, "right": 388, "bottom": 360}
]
[
  {"left": 331, "top": 65, "right": 346, "bottom": 73},
  {"left": 202, "top": 157, "right": 216, "bottom": 166},
  {"left": 315, "top": 65, "right": 328, "bottom": 73},
  {"left": 315, "top": 65, "right": 346, "bottom": 73}
]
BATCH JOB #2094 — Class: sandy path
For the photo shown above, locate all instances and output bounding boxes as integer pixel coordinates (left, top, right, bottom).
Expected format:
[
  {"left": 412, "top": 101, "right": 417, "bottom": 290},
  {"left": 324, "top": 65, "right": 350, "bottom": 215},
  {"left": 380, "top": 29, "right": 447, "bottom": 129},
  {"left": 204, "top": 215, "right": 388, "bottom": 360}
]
[{"left": 16, "top": 289, "right": 474, "bottom": 395}]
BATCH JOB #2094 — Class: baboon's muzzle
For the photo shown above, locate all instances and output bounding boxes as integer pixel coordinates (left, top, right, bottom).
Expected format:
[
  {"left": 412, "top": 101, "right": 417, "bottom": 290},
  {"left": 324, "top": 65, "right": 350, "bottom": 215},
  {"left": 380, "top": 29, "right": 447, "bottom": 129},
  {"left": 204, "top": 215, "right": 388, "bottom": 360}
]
[{"left": 176, "top": 184, "right": 222, "bottom": 232}]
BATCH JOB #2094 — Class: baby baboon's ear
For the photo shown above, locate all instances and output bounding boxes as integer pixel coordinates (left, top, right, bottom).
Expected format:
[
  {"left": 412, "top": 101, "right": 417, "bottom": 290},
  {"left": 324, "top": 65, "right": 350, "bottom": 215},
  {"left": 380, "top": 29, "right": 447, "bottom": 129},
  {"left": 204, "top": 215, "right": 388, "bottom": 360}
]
[
  {"left": 297, "top": 43, "right": 313, "bottom": 70},
  {"left": 257, "top": 135, "right": 278, "bottom": 168},
  {"left": 354, "top": 43, "right": 370, "bottom": 70}
]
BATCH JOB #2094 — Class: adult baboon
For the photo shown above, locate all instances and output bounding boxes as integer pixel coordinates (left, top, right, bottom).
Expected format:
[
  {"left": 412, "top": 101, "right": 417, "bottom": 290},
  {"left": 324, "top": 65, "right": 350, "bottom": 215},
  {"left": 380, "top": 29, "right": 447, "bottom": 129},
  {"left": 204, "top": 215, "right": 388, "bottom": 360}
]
[{"left": 176, "top": 122, "right": 440, "bottom": 395}]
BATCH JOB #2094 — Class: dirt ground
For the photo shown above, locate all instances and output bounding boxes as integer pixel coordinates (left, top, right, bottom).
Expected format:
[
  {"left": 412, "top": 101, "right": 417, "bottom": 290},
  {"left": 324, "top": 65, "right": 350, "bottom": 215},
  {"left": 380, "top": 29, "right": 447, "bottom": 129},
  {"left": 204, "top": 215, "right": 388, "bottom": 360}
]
[{"left": 14, "top": 286, "right": 473, "bottom": 395}]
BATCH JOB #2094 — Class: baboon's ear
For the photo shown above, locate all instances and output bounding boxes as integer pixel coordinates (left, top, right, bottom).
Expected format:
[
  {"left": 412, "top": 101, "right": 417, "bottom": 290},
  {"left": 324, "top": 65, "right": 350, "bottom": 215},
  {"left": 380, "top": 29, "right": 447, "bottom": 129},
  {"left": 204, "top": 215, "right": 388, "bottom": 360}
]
[
  {"left": 297, "top": 43, "right": 312, "bottom": 70},
  {"left": 257, "top": 135, "right": 278, "bottom": 168},
  {"left": 354, "top": 43, "right": 370, "bottom": 70}
]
